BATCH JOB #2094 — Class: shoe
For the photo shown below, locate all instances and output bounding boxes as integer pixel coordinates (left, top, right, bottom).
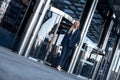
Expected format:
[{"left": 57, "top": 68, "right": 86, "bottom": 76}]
[{"left": 56, "top": 65, "right": 61, "bottom": 71}]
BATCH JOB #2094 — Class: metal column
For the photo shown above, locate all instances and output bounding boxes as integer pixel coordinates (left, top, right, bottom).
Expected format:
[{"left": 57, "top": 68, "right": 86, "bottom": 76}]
[
  {"left": 18, "top": 0, "right": 45, "bottom": 55},
  {"left": 44, "top": 16, "right": 63, "bottom": 61},
  {"left": 113, "top": 52, "right": 120, "bottom": 80},
  {"left": 24, "top": 0, "right": 51, "bottom": 57},
  {"left": 101, "top": 20, "right": 114, "bottom": 50},
  {"left": 97, "top": 10, "right": 113, "bottom": 49},
  {"left": 116, "top": 66, "right": 120, "bottom": 80},
  {"left": 106, "top": 37, "right": 120, "bottom": 80},
  {"left": 68, "top": 0, "right": 99, "bottom": 74}
]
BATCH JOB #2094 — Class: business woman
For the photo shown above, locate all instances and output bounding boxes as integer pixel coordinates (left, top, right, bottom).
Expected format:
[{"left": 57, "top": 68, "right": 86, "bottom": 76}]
[{"left": 57, "top": 21, "right": 81, "bottom": 71}]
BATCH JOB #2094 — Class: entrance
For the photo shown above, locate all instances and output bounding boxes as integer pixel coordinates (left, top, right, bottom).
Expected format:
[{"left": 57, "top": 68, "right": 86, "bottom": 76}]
[{"left": 28, "top": 6, "right": 75, "bottom": 68}]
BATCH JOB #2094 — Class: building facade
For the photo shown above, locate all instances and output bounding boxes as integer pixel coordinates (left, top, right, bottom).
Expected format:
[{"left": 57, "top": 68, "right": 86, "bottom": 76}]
[{"left": 0, "top": 0, "right": 119, "bottom": 80}]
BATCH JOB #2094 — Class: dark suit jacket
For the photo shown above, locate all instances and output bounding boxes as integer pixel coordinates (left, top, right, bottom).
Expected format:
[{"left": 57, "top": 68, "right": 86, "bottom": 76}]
[{"left": 61, "top": 29, "right": 81, "bottom": 48}]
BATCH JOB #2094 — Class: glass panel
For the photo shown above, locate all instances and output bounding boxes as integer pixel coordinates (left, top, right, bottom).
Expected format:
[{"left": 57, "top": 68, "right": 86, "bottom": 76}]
[
  {"left": 0, "top": 0, "right": 11, "bottom": 22},
  {"left": 51, "top": 0, "right": 87, "bottom": 20},
  {"left": 109, "top": 45, "right": 120, "bottom": 80},
  {"left": 95, "top": 27, "right": 118, "bottom": 80},
  {"left": 28, "top": 10, "right": 74, "bottom": 70},
  {"left": 73, "top": 44, "right": 102, "bottom": 78},
  {"left": 0, "top": 0, "right": 30, "bottom": 51},
  {"left": 86, "top": 10, "right": 104, "bottom": 44},
  {"left": 72, "top": 7, "right": 104, "bottom": 79},
  {"left": 29, "top": 11, "right": 62, "bottom": 61}
]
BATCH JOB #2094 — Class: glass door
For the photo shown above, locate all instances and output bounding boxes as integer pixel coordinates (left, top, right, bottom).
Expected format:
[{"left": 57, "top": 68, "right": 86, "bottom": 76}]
[
  {"left": 28, "top": 11, "right": 62, "bottom": 60},
  {"left": 28, "top": 6, "right": 75, "bottom": 68},
  {"left": 73, "top": 43, "right": 103, "bottom": 79}
]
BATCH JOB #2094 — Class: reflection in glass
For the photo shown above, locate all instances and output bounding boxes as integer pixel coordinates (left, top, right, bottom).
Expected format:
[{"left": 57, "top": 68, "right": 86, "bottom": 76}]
[
  {"left": 29, "top": 11, "right": 62, "bottom": 63},
  {"left": 74, "top": 43, "right": 102, "bottom": 79},
  {"left": 97, "top": 28, "right": 118, "bottom": 80},
  {"left": 72, "top": 8, "right": 105, "bottom": 79},
  {"left": 0, "top": 0, "right": 29, "bottom": 50}
]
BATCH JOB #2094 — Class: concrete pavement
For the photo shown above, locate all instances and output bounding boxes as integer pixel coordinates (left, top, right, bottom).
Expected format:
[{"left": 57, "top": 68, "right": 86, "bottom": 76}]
[{"left": 0, "top": 46, "right": 87, "bottom": 80}]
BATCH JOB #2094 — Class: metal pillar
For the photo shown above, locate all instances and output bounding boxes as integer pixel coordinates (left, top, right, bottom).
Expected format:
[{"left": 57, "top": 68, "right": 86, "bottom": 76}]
[
  {"left": 18, "top": 0, "right": 45, "bottom": 55},
  {"left": 79, "top": 0, "right": 93, "bottom": 31},
  {"left": 97, "top": 10, "right": 113, "bottom": 49},
  {"left": 106, "top": 37, "right": 120, "bottom": 80},
  {"left": 101, "top": 20, "right": 114, "bottom": 50},
  {"left": 24, "top": 0, "right": 51, "bottom": 57},
  {"left": 44, "top": 16, "right": 62, "bottom": 61},
  {"left": 116, "top": 66, "right": 120, "bottom": 80},
  {"left": 113, "top": 52, "right": 120, "bottom": 80},
  {"left": 68, "top": 0, "right": 99, "bottom": 74}
]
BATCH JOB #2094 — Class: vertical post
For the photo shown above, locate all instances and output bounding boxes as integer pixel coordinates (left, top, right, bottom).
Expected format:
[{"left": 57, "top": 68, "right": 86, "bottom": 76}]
[
  {"left": 24, "top": 0, "right": 51, "bottom": 57},
  {"left": 92, "top": 59, "right": 101, "bottom": 80},
  {"left": 18, "top": 0, "right": 45, "bottom": 55},
  {"left": 92, "top": 12, "right": 114, "bottom": 80},
  {"left": 101, "top": 20, "right": 114, "bottom": 50},
  {"left": 44, "top": 16, "right": 62, "bottom": 61},
  {"left": 79, "top": 0, "right": 93, "bottom": 31},
  {"left": 106, "top": 37, "right": 120, "bottom": 80},
  {"left": 68, "top": 0, "right": 99, "bottom": 73},
  {"left": 97, "top": 10, "right": 113, "bottom": 49},
  {"left": 116, "top": 66, "right": 120, "bottom": 80},
  {"left": 114, "top": 52, "right": 120, "bottom": 80}
]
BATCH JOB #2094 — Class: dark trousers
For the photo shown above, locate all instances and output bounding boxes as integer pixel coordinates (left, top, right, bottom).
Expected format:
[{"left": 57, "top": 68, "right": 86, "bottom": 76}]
[{"left": 58, "top": 45, "right": 74, "bottom": 68}]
